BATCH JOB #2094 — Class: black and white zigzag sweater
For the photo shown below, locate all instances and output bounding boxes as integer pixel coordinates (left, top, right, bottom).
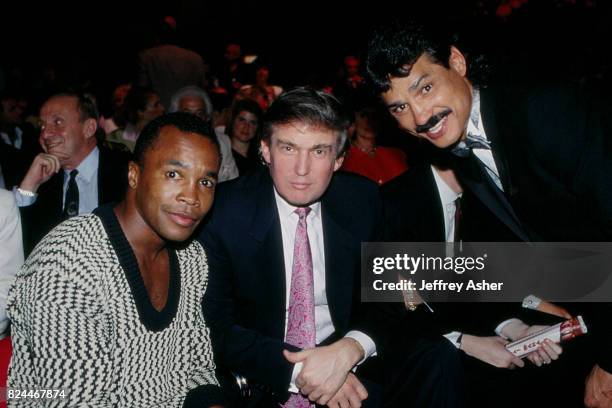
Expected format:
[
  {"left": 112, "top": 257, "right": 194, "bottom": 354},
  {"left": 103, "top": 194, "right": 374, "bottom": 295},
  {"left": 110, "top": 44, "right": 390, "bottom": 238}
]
[{"left": 7, "top": 205, "right": 223, "bottom": 407}]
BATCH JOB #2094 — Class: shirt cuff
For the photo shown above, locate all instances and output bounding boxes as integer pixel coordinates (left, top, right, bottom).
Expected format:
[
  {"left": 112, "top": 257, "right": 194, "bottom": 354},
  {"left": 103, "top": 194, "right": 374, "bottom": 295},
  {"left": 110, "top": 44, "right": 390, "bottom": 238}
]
[
  {"left": 345, "top": 330, "right": 377, "bottom": 365},
  {"left": 495, "top": 318, "right": 523, "bottom": 339},
  {"left": 12, "top": 186, "right": 37, "bottom": 207},
  {"left": 443, "top": 331, "right": 463, "bottom": 349},
  {"left": 288, "top": 362, "right": 303, "bottom": 393},
  {"left": 287, "top": 332, "right": 377, "bottom": 393}
]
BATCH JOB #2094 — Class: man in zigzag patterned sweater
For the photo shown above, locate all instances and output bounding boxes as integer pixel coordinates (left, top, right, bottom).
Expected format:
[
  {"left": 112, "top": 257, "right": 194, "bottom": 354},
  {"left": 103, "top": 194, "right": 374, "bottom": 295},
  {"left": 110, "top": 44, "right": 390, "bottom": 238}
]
[{"left": 7, "top": 113, "right": 225, "bottom": 407}]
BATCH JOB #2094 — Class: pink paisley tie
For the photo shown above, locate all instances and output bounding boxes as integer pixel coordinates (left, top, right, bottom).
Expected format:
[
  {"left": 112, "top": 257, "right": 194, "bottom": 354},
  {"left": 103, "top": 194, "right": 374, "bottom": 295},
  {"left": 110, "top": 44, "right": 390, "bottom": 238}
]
[{"left": 284, "top": 207, "right": 315, "bottom": 408}]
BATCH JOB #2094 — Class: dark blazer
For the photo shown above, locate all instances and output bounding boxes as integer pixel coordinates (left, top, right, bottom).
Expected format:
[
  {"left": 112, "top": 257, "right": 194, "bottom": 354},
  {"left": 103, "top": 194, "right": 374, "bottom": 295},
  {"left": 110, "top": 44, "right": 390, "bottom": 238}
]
[
  {"left": 20, "top": 144, "right": 130, "bottom": 255},
  {"left": 380, "top": 164, "right": 530, "bottom": 338},
  {"left": 450, "top": 85, "right": 612, "bottom": 370},
  {"left": 200, "top": 168, "right": 382, "bottom": 400},
  {"left": 382, "top": 163, "right": 445, "bottom": 243},
  {"left": 454, "top": 85, "right": 612, "bottom": 242}
]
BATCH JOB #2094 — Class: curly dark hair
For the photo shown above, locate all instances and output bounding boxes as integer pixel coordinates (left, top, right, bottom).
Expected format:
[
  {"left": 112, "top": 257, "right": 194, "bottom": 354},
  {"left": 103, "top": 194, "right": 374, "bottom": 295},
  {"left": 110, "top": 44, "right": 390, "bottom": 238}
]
[{"left": 366, "top": 20, "right": 489, "bottom": 94}]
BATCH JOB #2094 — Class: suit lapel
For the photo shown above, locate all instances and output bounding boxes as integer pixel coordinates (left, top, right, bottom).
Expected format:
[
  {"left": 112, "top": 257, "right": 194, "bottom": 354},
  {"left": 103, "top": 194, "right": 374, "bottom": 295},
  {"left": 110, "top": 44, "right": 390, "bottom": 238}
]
[
  {"left": 457, "top": 152, "right": 530, "bottom": 241},
  {"left": 248, "top": 172, "right": 288, "bottom": 339},
  {"left": 321, "top": 198, "right": 355, "bottom": 332},
  {"left": 98, "top": 146, "right": 120, "bottom": 204},
  {"left": 97, "top": 147, "right": 107, "bottom": 204},
  {"left": 480, "top": 88, "right": 516, "bottom": 196}
]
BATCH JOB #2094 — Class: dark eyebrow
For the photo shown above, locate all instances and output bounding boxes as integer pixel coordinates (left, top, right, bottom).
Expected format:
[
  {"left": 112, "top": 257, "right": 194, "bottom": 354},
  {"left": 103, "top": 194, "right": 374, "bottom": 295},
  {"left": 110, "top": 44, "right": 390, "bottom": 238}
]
[
  {"left": 311, "top": 143, "right": 333, "bottom": 150},
  {"left": 205, "top": 170, "right": 218, "bottom": 179},
  {"left": 166, "top": 159, "right": 189, "bottom": 168},
  {"left": 167, "top": 161, "right": 219, "bottom": 179},
  {"left": 385, "top": 74, "right": 430, "bottom": 109},
  {"left": 385, "top": 100, "right": 405, "bottom": 110},
  {"left": 276, "top": 138, "right": 296, "bottom": 147},
  {"left": 409, "top": 74, "right": 429, "bottom": 91}
]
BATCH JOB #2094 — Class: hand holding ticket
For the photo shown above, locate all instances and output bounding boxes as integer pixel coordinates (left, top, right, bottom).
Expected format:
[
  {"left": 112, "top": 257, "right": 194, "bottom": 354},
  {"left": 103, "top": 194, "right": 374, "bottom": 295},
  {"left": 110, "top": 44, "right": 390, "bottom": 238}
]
[{"left": 505, "top": 316, "right": 588, "bottom": 358}]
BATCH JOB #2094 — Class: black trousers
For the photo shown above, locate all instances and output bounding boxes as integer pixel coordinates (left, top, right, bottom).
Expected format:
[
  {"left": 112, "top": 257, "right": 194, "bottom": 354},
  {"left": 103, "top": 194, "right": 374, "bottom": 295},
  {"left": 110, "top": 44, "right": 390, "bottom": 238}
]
[
  {"left": 379, "top": 337, "right": 465, "bottom": 408},
  {"left": 215, "top": 366, "right": 382, "bottom": 407}
]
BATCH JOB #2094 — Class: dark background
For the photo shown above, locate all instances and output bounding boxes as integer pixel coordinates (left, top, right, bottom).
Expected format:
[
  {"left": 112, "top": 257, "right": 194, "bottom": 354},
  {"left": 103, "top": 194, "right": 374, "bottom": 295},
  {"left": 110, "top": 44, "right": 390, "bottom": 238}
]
[{"left": 1, "top": 0, "right": 611, "bottom": 112}]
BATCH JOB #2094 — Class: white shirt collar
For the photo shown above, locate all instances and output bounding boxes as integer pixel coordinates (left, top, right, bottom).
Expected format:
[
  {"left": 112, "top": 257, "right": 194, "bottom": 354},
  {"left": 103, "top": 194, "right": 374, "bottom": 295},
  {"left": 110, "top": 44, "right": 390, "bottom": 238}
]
[
  {"left": 466, "top": 87, "right": 488, "bottom": 142},
  {"left": 66, "top": 146, "right": 99, "bottom": 183},
  {"left": 431, "top": 165, "right": 461, "bottom": 206},
  {"left": 274, "top": 188, "right": 322, "bottom": 221}
]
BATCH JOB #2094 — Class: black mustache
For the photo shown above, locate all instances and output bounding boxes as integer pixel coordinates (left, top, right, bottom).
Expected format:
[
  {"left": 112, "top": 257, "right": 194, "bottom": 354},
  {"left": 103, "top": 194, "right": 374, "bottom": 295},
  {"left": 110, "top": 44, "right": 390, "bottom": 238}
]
[{"left": 415, "top": 109, "right": 452, "bottom": 133}]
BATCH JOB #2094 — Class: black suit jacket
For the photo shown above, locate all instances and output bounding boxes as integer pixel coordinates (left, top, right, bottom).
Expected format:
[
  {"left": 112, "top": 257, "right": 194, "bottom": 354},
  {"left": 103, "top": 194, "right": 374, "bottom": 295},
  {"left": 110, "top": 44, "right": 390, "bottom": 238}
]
[
  {"left": 454, "top": 85, "right": 612, "bottom": 242},
  {"left": 382, "top": 163, "right": 445, "bottom": 243},
  {"left": 380, "top": 164, "right": 534, "bottom": 340},
  {"left": 20, "top": 144, "right": 130, "bottom": 255},
  {"left": 200, "top": 169, "right": 382, "bottom": 399},
  {"left": 450, "top": 85, "right": 612, "bottom": 369}
]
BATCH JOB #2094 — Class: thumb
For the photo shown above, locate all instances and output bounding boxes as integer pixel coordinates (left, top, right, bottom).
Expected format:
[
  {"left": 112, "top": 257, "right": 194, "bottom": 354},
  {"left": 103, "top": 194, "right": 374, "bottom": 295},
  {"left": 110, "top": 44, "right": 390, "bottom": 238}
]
[
  {"left": 283, "top": 349, "right": 309, "bottom": 363},
  {"left": 511, "top": 354, "right": 525, "bottom": 368},
  {"left": 495, "top": 337, "right": 509, "bottom": 345}
]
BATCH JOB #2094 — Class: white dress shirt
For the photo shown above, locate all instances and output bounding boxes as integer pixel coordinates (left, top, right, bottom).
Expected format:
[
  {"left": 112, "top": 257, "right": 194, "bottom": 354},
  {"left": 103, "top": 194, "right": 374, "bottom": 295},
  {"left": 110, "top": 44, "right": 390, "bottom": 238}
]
[
  {"left": 432, "top": 150, "right": 515, "bottom": 347},
  {"left": 273, "top": 190, "right": 376, "bottom": 392},
  {"left": 431, "top": 166, "right": 462, "bottom": 243},
  {"left": 14, "top": 147, "right": 100, "bottom": 215},
  {"left": 61, "top": 147, "right": 99, "bottom": 215},
  {"left": 430, "top": 167, "right": 463, "bottom": 347},
  {"left": 0, "top": 188, "right": 24, "bottom": 338}
]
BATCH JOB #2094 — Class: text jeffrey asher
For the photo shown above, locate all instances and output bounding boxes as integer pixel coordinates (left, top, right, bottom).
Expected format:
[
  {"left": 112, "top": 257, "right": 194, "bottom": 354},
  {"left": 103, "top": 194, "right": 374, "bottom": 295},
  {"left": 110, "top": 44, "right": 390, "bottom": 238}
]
[{"left": 372, "top": 279, "right": 504, "bottom": 292}]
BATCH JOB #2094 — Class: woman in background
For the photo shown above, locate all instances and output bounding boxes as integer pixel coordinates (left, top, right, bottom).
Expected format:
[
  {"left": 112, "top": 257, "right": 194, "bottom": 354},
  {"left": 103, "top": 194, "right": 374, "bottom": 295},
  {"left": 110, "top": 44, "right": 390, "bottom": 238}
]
[
  {"left": 221, "top": 99, "right": 264, "bottom": 176},
  {"left": 341, "top": 106, "right": 408, "bottom": 185}
]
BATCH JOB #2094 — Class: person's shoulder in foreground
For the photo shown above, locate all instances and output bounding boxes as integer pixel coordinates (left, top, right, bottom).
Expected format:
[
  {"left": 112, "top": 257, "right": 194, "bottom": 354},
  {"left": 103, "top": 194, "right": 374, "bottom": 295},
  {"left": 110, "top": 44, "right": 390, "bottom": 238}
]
[{"left": 7, "top": 112, "right": 225, "bottom": 408}]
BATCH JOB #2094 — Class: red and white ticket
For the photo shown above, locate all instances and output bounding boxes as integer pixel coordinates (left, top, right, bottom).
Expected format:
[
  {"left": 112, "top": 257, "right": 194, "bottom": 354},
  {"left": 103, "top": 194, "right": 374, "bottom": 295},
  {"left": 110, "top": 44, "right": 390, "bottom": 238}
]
[{"left": 505, "top": 316, "right": 588, "bottom": 358}]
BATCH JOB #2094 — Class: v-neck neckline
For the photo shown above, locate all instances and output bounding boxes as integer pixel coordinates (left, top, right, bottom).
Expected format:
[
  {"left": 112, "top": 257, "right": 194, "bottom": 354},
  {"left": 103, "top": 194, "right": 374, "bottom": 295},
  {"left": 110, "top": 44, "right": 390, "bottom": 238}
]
[{"left": 94, "top": 204, "right": 181, "bottom": 332}]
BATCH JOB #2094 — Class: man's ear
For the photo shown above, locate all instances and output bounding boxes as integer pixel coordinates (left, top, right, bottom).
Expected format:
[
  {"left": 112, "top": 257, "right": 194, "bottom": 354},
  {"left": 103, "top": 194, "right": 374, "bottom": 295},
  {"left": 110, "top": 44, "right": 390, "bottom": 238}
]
[
  {"left": 260, "top": 139, "right": 271, "bottom": 165},
  {"left": 449, "top": 46, "right": 468, "bottom": 77},
  {"left": 83, "top": 118, "right": 98, "bottom": 139},
  {"left": 333, "top": 153, "right": 345, "bottom": 172},
  {"left": 127, "top": 161, "right": 140, "bottom": 189}
]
